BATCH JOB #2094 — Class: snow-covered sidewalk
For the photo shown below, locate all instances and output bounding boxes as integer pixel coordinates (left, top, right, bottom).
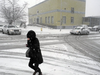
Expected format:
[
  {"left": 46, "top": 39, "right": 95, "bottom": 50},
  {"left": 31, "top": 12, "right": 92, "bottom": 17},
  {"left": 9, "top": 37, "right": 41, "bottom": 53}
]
[{"left": 21, "top": 25, "right": 71, "bottom": 35}]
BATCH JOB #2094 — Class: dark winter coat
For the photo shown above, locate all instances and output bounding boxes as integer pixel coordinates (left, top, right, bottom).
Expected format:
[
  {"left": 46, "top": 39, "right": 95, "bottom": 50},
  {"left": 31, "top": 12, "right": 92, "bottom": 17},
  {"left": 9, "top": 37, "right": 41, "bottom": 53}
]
[{"left": 26, "top": 30, "right": 43, "bottom": 64}]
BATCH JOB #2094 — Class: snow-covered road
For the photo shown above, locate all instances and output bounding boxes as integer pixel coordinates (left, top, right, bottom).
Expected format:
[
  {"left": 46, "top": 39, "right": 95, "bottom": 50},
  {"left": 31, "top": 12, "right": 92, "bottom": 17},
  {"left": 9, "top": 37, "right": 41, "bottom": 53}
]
[
  {"left": 0, "top": 25, "right": 100, "bottom": 75},
  {"left": 0, "top": 43, "right": 100, "bottom": 75}
]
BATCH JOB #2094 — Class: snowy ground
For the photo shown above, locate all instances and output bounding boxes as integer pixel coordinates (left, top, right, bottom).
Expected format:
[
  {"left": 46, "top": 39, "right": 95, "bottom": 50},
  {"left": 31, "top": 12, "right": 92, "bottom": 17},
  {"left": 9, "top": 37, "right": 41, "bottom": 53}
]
[
  {"left": 0, "top": 24, "right": 100, "bottom": 75},
  {"left": 21, "top": 24, "right": 71, "bottom": 35}
]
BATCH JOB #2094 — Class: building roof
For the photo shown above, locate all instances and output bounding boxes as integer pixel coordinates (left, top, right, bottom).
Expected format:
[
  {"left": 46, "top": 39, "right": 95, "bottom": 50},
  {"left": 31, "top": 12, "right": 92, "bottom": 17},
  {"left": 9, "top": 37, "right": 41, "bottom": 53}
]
[
  {"left": 29, "top": 0, "right": 48, "bottom": 9},
  {"left": 84, "top": 16, "right": 100, "bottom": 18},
  {"left": 29, "top": 0, "right": 86, "bottom": 9}
]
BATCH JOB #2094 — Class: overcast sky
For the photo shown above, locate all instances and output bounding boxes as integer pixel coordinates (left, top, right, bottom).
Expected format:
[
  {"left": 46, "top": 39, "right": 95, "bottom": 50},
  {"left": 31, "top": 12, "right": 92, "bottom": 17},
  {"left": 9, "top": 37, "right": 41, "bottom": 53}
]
[
  {"left": 85, "top": 0, "right": 100, "bottom": 17},
  {"left": 21, "top": 0, "right": 100, "bottom": 17}
]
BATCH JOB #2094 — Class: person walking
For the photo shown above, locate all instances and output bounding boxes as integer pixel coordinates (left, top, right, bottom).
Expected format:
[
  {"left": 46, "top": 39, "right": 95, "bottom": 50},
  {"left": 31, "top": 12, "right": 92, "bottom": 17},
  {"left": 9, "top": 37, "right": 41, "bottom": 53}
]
[{"left": 26, "top": 30, "right": 43, "bottom": 75}]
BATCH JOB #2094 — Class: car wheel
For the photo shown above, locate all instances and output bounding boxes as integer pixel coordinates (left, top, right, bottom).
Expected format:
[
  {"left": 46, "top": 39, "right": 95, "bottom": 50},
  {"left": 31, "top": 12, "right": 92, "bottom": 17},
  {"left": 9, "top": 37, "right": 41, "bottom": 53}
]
[
  {"left": 19, "top": 33, "right": 21, "bottom": 35},
  {"left": 78, "top": 32, "right": 81, "bottom": 35},
  {"left": 70, "top": 32, "right": 72, "bottom": 34},
  {"left": 2, "top": 30, "right": 4, "bottom": 34},
  {"left": 7, "top": 31, "right": 10, "bottom": 35},
  {"left": 87, "top": 32, "right": 89, "bottom": 35},
  {"left": 99, "top": 30, "right": 100, "bottom": 33}
]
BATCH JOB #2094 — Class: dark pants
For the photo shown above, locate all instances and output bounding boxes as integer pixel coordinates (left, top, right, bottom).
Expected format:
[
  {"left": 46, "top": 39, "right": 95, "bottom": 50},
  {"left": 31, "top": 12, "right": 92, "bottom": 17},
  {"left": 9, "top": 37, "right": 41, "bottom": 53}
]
[{"left": 28, "top": 58, "right": 41, "bottom": 73}]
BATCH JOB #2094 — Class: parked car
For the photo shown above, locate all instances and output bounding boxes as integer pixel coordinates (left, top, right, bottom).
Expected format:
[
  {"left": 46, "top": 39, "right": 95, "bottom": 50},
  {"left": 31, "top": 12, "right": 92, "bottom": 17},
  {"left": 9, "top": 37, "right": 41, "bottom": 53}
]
[
  {"left": 70, "top": 27, "right": 90, "bottom": 35},
  {"left": 2, "top": 25, "right": 21, "bottom": 35},
  {"left": 88, "top": 26, "right": 93, "bottom": 31},
  {"left": 92, "top": 25, "right": 100, "bottom": 31},
  {"left": 0, "top": 25, "right": 4, "bottom": 32}
]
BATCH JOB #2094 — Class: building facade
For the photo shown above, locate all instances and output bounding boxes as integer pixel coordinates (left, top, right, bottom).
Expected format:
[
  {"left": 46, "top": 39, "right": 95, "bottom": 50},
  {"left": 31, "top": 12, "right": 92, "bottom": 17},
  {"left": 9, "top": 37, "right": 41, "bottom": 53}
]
[
  {"left": 83, "top": 17, "right": 100, "bottom": 27},
  {"left": 28, "top": 0, "right": 86, "bottom": 29}
]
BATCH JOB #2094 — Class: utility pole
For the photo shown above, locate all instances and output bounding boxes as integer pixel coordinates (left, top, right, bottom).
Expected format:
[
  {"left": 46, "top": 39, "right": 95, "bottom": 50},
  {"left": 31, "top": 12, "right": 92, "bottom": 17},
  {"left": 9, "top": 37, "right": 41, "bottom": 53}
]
[{"left": 60, "top": 0, "right": 62, "bottom": 31}]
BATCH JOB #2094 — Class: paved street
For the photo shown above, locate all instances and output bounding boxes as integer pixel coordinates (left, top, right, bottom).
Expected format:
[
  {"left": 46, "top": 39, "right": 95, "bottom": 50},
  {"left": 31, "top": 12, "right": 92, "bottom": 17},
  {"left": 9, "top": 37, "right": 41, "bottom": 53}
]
[{"left": 65, "top": 33, "right": 100, "bottom": 62}]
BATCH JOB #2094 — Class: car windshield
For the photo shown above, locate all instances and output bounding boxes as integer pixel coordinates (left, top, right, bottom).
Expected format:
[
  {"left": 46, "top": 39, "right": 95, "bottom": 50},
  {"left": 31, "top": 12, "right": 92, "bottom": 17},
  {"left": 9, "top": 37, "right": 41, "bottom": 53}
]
[{"left": 8, "top": 26, "right": 17, "bottom": 28}]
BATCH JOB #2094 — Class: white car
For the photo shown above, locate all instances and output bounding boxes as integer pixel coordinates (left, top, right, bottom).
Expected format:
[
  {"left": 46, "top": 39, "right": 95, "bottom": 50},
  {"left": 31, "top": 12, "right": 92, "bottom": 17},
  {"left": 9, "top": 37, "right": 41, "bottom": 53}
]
[
  {"left": 70, "top": 27, "right": 90, "bottom": 35},
  {"left": 0, "top": 25, "right": 4, "bottom": 32},
  {"left": 92, "top": 25, "right": 100, "bottom": 31},
  {"left": 2, "top": 25, "right": 21, "bottom": 35}
]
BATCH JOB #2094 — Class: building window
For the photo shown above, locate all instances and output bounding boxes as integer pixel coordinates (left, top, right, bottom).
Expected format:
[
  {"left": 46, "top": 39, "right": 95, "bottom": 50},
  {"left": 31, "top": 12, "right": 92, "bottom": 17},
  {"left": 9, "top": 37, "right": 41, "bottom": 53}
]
[
  {"left": 71, "top": 7, "right": 74, "bottom": 13},
  {"left": 45, "top": 17, "right": 47, "bottom": 23},
  {"left": 37, "top": 11, "right": 39, "bottom": 13},
  {"left": 29, "top": 19, "right": 33, "bottom": 24},
  {"left": 71, "top": 17, "right": 74, "bottom": 23},
  {"left": 64, "top": 8, "right": 66, "bottom": 10},
  {"left": 83, "top": 18, "right": 90, "bottom": 22},
  {"left": 34, "top": 18, "right": 35, "bottom": 21},
  {"left": 48, "top": 16, "right": 50, "bottom": 24},
  {"left": 51, "top": 16, "right": 54, "bottom": 24},
  {"left": 34, "top": 18, "right": 36, "bottom": 23},
  {"left": 40, "top": 17, "right": 42, "bottom": 23},
  {"left": 62, "top": 16, "right": 66, "bottom": 24}
]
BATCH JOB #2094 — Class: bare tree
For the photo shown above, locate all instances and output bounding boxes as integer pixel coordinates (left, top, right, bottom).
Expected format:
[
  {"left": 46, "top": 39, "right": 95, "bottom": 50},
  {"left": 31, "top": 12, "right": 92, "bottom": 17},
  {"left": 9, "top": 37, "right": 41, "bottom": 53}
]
[{"left": 0, "top": 0, "right": 27, "bottom": 25}]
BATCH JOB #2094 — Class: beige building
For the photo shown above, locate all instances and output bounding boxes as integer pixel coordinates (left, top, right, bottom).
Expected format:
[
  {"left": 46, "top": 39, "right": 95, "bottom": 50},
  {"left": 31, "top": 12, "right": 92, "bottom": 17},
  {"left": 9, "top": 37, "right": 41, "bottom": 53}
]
[{"left": 28, "top": 0, "right": 86, "bottom": 29}]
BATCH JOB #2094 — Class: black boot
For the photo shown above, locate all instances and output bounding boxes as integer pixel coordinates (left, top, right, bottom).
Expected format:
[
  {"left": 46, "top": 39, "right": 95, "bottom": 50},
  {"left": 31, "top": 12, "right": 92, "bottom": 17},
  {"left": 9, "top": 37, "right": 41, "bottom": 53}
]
[
  {"left": 36, "top": 68, "right": 42, "bottom": 75},
  {"left": 39, "top": 72, "right": 42, "bottom": 75},
  {"left": 33, "top": 71, "right": 37, "bottom": 75},
  {"left": 33, "top": 69, "right": 40, "bottom": 75},
  {"left": 38, "top": 69, "right": 42, "bottom": 75}
]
